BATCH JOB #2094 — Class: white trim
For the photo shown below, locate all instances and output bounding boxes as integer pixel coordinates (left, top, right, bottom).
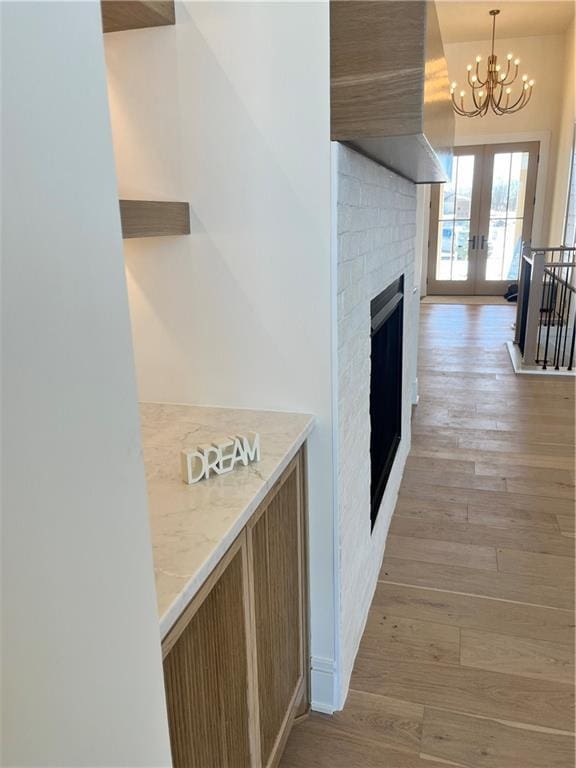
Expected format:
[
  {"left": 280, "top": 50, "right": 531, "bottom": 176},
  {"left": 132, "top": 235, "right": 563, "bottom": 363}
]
[
  {"left": 506, "top": 340, "right": 576, "bottom": 377},
  {"left": 412, "top": 377, "right": 419, "bottom": 405},
  {"left": 455, "top": 131, "right": 550, "bottom": 248},
  {"left": 326, "top": 141, "right": 342, "bottom": 714},
  {"left": 310, "top": 655, "right": 337, "bottom": 714}
]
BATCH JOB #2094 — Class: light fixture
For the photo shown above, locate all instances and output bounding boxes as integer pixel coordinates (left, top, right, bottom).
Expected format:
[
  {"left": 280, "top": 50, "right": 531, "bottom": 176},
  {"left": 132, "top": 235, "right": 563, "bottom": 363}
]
[{"left": 450, "top": 9, "right": 535, "bottom": 117}]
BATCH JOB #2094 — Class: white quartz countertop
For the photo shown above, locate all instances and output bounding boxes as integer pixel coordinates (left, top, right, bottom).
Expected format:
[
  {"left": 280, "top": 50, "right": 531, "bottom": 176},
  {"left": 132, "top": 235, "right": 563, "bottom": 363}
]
[{"left": 140, "top": 403, "right": 315, "bottom": 640}]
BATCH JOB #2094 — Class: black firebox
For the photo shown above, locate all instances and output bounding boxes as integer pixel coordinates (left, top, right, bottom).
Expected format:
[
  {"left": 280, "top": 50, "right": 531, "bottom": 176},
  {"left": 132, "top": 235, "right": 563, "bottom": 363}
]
[{"left": 370, "top": 276, "right": 403, "bottom": 529}]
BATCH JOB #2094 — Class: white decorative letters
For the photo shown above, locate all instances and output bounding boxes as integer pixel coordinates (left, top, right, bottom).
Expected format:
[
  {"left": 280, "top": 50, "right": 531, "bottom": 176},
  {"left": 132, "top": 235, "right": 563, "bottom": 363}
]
[
  {"left": 180, "top": 450, "right": 206, "bottom": 485},
  {"left": 180, "top": 432, "right": 261, "bottom": 485}
]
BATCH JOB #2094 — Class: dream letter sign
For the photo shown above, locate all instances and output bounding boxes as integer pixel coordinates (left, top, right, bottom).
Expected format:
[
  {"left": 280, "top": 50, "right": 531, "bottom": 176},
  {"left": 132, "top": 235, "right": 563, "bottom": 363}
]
[{"left": 180, "top": 432, "right": 261, "bottom": 485}]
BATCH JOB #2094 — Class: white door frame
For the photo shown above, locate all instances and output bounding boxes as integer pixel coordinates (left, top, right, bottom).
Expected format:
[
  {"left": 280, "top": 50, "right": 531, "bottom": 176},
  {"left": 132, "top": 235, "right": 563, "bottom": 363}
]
[{"left": 418, "top": 131, "right": 550, "bottom": 296}]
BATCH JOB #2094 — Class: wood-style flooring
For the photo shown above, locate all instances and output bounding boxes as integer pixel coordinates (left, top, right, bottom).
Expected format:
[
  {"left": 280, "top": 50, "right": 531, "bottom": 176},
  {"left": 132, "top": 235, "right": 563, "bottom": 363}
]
[{"left": 281, "top": 304, "right": 575, "bottom": 768}]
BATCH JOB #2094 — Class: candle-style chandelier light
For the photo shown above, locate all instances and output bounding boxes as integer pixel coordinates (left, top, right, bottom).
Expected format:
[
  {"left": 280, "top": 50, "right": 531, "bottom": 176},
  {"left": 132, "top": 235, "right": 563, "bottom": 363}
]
[{"left": 450, "top": 9, "right": 535, "bottom": 117}]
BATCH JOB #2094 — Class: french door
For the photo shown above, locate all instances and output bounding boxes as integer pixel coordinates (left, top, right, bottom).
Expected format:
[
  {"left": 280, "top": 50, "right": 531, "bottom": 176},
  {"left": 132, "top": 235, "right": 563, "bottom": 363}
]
[{"left": 427, "top": 142, "right": 539, "bottom": 295}]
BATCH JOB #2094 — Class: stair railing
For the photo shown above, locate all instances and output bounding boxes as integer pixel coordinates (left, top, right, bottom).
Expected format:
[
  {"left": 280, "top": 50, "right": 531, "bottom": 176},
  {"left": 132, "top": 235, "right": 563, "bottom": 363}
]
[{"left": 514, "top": 245, "right": 576, "bottom": 371}]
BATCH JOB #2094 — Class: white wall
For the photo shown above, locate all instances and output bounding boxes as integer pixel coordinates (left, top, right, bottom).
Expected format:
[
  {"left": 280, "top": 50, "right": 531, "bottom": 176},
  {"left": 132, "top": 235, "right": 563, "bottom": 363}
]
[
  {"left": 445, "top": 32, "right": 567, "bottom": 244},
  {"left": 1, "top": 3, "right": 171, "bottom": 765},
  {"left": 550, "top": 17, "right": 575, "bottom": 244},
  {"left": 104, "top": 2, "right": 336, "bottom": 710},
  {"left": 335, "top": 145, "right": 417, "bottom": 705}
]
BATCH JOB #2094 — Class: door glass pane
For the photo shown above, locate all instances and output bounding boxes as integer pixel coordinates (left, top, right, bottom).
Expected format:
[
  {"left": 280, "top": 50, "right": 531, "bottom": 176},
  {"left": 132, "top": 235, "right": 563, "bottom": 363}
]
[
  {"left": 485, "top": 151, "right": 529, "bottom": 281},
  {"left": 436, "top": 154, "right": 474, "bottom": 281},
  {"left": 437, "top": 221, "right": 454, "bottom": 280}
]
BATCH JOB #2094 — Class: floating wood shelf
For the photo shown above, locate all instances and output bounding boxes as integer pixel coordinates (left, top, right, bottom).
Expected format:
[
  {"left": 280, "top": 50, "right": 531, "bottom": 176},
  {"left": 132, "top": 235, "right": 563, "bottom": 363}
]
[
  {"left": 330, "top": 0, "right": 454, "bottom": 183},
  {"left": 101, "top": 1, "right": 175, "bottom": 33},
  {"left": 119, "top": 200, "right": 190, "bottom": 239}
]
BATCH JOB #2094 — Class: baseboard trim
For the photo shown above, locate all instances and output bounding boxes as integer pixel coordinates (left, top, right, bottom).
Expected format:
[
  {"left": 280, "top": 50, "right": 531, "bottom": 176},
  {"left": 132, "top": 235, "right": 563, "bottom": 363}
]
[{"left": 310, "top": 656, "right": 337, "bottom": 714}]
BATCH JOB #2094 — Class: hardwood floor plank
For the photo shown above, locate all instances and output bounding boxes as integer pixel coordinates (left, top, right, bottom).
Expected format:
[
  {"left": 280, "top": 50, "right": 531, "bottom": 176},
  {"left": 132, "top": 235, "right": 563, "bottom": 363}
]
[
  {"left": 280, "top": 714, "right": 435, "bottom": 768},
  {"left": 460, "top": 629, "right": 574, "bottom": 684},
  {"left": 474, "top": 462, "right": 575, "bottom": 485},
  {"left": 388, "top": 517, "right": 574, "bottom": 557},
  {"left": 402, "top": 469, "right": 506, "bottom": 492},
  {"left": 505, "top": 477, "right": 575, "bottom": 500},
  {"left": 359, "top": 610, "right": 461, "bottom": 665},
  {"left": 468, "top": 505, "right": 561, "bottom": 534},
  {"left": 371, "top": 583, "right": 574, "bottom": 645},
  {"left": 400, "top": 484, "right": 574, "bottom": 515},
  {"left": 413, "top": 416, "right": 501, "bottom": 432},
  {"left": 379, "top": 557, "right": 574, "bottom": 611},
  {"left": 457, "top": 437, "right": 573, "bottom": 458},
  {"left": 385, "top": 535, "right": 497, "bottom": 571},
  {"left": 497, "top": 549, "right": 575, "bottom": 582},
  {"left": 305, "top": 691, "right": 423, "bottom": 756},
  {"left": 421, "top": 708, "right": 575, "bottom": 768},
  {"left": 474, "top": 401, "right": 575, "bottom": 419},
  {"left": 395, "top": 497, "right": 469, "bottom": 523},
  {"left": 412, "top": 447, "right": 575, "bottom": 472},
  {"left": 405, "top": 456, "right": 475, "bottom": 475},
  {"left": 350, "top": 656, "right": 575, "bottom": 731}
]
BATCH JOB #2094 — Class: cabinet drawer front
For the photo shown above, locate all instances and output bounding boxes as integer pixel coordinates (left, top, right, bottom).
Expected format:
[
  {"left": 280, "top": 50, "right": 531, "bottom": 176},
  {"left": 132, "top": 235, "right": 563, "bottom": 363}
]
[
  {"left": 163, "top": 544, "right": 252, "bottom": 768},
  {"left": 250, "top": 457, "right": 305, "bottom": 766}
]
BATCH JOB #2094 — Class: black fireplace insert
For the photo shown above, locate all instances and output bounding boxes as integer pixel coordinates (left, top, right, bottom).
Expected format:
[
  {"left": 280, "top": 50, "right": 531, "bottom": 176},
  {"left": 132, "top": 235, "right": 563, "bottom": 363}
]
[{"left": 370, "top": 275, "right": 403, "bottom": 529}]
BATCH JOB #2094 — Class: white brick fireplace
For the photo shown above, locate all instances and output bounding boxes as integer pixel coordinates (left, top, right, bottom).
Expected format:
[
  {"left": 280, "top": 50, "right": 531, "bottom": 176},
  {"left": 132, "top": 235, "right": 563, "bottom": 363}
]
[
  {"left": 105, "top": 7, "right": 423, "bottom": 711},
  {"left": 334, "top": 144, "right": 419, "bottom": 702}
]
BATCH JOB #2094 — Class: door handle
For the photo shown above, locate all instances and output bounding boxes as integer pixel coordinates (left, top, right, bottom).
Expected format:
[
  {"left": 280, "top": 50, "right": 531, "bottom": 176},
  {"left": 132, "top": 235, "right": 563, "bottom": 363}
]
[
  {"left": 468, "top": 235, "right": 477, "bottom": 250},
  {"left": 479, "top": 235, "right": 487, "bottom": 250}
]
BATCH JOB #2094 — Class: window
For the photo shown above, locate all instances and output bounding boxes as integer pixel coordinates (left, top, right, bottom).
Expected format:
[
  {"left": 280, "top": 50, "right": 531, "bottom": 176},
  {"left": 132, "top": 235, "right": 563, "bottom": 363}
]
[{"left": 564, "top": 126, "right": 576, "bottom": 247}]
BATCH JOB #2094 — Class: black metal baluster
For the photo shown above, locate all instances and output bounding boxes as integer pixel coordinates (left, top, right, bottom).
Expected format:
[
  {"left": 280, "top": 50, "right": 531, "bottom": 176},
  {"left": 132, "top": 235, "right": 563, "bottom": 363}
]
[
  {"left": 542, "top": 268, "right": 555, "bottom": 370},
  {"left": 561, "top": 265, "right": 573, "bottom": 369},
  {"left": 535, "top": 268, "right": 546, "bottom": 364},
  {"left": 553, "top": 266, "right": 567, "bottom": 370},
  {"left": 568, "top": 313, "right": 576, "bottom": 371}
]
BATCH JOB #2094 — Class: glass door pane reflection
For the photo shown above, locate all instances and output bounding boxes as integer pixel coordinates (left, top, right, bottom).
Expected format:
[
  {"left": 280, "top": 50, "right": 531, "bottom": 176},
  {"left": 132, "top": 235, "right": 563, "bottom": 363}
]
[
  {"left": 486, "top": 152, "right": 529, "bottom": 282},
  {"left": 436, "top": 155, "right": 474, "bottom": 282}
]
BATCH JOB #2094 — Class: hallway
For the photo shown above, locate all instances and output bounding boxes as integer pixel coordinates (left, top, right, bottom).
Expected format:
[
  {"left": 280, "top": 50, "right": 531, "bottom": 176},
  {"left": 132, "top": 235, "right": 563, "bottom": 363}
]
[{"left": 281, "top": 303, "right": 575, "bottom": 767}]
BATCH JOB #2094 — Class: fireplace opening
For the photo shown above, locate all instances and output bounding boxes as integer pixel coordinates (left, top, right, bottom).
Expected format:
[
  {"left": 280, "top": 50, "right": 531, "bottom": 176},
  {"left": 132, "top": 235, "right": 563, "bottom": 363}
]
[{"left": 370, "top": 275, "right": 403, "bottom": 529}]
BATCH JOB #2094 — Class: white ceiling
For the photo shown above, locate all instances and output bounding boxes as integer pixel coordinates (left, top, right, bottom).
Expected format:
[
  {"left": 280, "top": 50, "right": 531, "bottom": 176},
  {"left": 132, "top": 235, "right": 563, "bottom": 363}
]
[{"left": 436, "top": 0, "right": 575, "bottom": 43}]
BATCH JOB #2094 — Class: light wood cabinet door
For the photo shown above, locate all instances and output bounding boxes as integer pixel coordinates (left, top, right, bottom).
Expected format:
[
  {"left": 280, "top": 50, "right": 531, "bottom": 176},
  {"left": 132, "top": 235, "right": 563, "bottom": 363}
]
[
  {"left": 247, "top": 453, "right": 308, "bottom": 767},
  {"left": 161, "top": 448, "right": 308, "bottom": 768},
  {"left": 162, "top": 536, "right": 256, "bottom": 768}
]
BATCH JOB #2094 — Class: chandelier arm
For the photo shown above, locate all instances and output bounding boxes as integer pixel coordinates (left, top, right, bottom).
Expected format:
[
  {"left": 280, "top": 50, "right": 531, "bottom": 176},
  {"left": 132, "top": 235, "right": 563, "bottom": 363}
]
[
  {"left": 451, "top": 92, "right": 481, "bottom": 117},
  {"left": 506, "top": 88, "right": 533, "bottom": 113},
  {"left": 493, "top": 82, "right": 505, "bottom": 109},
  {"left": 493, "top": 93, "right": 511, "bottom": 115},
  {"left": 503, "top": 63, "right": 519, "bottom": 86},
  {"left": 474, "top": 60, "right": 487, "bottom": 87},
  {"left": 471, "top": 86, "right": 483, "bottom": 110},
  {"left": 450, "top": 93, "right": 467, "bottom": 116},
  {"left": 507, "top": 88, "right": 528, "bottom": 111},
  {"left": 468, "top": 72, "right": 485, "bottom": 89}
]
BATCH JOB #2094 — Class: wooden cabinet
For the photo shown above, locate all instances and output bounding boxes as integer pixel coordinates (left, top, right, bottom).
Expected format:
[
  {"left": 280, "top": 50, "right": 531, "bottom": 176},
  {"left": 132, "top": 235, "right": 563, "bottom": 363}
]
[
  {"left": 330, "top": 0, "right": 454, "bottom": 183},
  {"left": 162, "top": 449, "right": 308, "bottom": 768},
  {"left": 248, "top": 454, "right": 307, "bottom": 766}
]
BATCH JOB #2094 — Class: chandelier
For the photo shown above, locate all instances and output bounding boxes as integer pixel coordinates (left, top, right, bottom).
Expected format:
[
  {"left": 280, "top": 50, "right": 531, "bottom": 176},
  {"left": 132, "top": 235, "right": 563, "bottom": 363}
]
[{"left": 450, "top": 9, "right": 535, "bottom": 117}]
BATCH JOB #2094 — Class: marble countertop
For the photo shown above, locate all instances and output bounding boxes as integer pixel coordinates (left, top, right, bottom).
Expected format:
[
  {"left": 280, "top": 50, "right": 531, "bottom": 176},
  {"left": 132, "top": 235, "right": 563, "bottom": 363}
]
[{"left": 140, "top": 403, "right": 314, "bottom": 639}]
